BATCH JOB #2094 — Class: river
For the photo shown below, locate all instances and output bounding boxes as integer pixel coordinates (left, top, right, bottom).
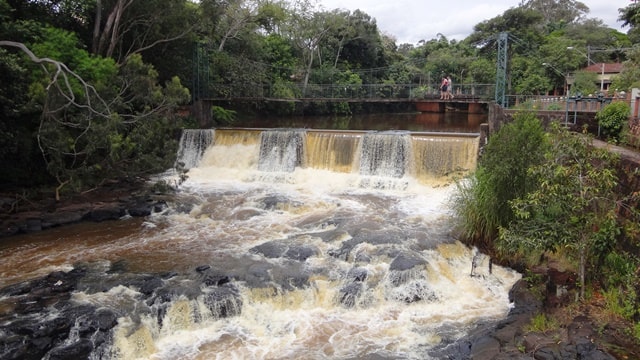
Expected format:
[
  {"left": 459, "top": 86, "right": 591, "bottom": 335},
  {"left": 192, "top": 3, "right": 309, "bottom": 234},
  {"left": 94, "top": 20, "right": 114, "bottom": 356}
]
[{"left": 0, "top": 111, "right": 520, "bottom": 359}]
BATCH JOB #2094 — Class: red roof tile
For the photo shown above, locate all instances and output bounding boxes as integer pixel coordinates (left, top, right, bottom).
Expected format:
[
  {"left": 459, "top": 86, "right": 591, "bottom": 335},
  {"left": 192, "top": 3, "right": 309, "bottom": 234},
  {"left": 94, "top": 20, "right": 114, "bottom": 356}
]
[{"left": 582, "top": 63, "right": 624, "bottom": 74}]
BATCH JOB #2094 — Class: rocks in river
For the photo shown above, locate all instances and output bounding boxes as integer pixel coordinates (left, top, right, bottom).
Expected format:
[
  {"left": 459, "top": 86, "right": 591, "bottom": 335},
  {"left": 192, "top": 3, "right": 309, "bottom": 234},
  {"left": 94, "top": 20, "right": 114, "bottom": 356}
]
[
  {"left": 389, "top": 253, "right": 427, "bottom": 272},
  {"left": 0, "top": 192, "right": 169, "bottom": 238},
  {"left": 0, "top": 268, "right": 115, "bottom": 360},
  {"left": 338, "top": 267, "right": 369, "bottom": 308},
  {"left": 427, "top": 279, "right": 617, "bottom": 360},
  {"left": 338, "top": 282, "right": 364, "bottom": 308},
  {"left": 0, "top": 263, "right": 244, "bottom": 360},
  {"left": 250, "top": 238, "right": 319, "bottom": 262}
]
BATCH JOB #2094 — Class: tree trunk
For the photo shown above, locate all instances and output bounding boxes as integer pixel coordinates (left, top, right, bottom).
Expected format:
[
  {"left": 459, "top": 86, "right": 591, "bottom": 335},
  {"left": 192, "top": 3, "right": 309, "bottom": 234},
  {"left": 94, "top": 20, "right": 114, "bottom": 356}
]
[
  {"left": 302, "top": 49, "right": 314, "bottom": 97},
  {"left": 92, "top": 0, "right": 102, "bottom": 54},
  {"left": 579, "top": 243, "right": 586, "bottom": 300}
]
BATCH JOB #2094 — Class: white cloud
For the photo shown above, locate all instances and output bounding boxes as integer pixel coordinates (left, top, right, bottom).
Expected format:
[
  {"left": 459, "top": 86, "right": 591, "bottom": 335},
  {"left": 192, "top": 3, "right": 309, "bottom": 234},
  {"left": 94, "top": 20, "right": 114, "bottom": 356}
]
[{"left": 318, "top": 0, "right": 628, "bottom": 45}]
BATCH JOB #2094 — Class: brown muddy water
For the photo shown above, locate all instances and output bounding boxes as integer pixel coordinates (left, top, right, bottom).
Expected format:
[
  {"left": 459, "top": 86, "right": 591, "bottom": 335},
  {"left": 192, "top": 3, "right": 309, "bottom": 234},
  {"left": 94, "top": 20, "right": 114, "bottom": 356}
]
[{"left": 0, "top": 112, "right": 521, "bottom": 360}]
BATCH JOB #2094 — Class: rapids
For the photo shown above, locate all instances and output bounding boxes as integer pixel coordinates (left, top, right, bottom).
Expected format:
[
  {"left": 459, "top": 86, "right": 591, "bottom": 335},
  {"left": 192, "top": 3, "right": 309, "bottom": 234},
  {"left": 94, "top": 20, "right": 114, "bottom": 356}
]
[{"left": 0, "top": 127, "right": 520, "bottom": 360}]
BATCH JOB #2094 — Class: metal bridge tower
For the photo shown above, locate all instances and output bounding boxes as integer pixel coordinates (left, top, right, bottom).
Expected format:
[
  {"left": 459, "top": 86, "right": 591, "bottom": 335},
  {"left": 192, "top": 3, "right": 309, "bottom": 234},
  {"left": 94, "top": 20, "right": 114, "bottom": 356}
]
[
  {"left": 192, "top": 43, "right": 210, "bottom": 102},
  {"left": 495, "top": 32, "right": 508, "bottom": 107}
]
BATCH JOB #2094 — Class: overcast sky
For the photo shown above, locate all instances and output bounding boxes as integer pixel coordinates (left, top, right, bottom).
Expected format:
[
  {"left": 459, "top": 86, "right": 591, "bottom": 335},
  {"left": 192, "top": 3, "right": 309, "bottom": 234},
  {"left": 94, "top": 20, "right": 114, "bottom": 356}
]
[{"left": 317, "top": 0, "right": 630, "bottom": 45}]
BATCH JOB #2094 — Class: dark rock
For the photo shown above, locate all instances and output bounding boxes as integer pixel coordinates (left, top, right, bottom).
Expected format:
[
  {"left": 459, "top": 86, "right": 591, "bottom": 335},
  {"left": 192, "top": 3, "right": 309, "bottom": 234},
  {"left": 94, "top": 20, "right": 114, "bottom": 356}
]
[
  {"left": 250, "top": 241, "right": 287, "bottom": 258},
  {"left": 0, "top": 335, "right": 50, "bottom": 360},
  {"left": 202, "top": 283, "right": 243, "bottom": 318},
  {"left": 328, "top": 229, "right": 404, "bottom": 261},
  {"left": 347, "top": 267, "right": 368, "bottom": 282},
  {"left": 128, "top": 204, "right": 152, "bottom": 217},
  {"left": 531, "top": 346, "right": 559, "bottom": 360},
  {"left": 203, "top": 274, "right": 231, "bottom": 287},
  {"left": 508, "top": 279, "right": 542, "bottom": 315},
  {"left": 136, "top": 276, "right": 164, "bottom": 295},
  {"left": 246, "top": 263, "right": 272, "bottom": 285},
  {"left": 42, "top": 211, "right": 85, "bottom": 229},
  {"left": 284, "top": 244, "right": 318, "bottom": 261},
  {"left": 48, "top": 338, "right": 93, "bottom": 360},
  {"left": 470, "top": 336, "right": 501, "bottom": 360},
  {"left": 25, "top": 217, "right": 42, "bottom": 232},
  {"left": 250, "top": 240, "right": 318, "bottom": 262},
  {"left": 389, "top": 253, "right": 426, "bottom": 272},
  {"left": 153, "top": 200, "right": 168, "bottom": 213},
  {"left": 1, "top": 222, "right": 20, "bottom": 237},
  {"left": 196, "top": 265, "right": 211, "bottom": 273},
  {"left": 339, "top": 282, "right": 363, "bottom": 308},
  {"left": 85, "top": 206, "right": 125, "bottom": 222},
  {"left": 107, "top": 259, "right": 129, "bottom": 273}
]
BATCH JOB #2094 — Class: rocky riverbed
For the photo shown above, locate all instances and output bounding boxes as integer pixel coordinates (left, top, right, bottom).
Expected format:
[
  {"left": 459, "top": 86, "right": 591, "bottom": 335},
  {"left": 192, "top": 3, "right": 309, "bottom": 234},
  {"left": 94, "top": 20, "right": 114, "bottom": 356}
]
[{"left": 0, "top": 180, "right": 637, "bottom": 359}]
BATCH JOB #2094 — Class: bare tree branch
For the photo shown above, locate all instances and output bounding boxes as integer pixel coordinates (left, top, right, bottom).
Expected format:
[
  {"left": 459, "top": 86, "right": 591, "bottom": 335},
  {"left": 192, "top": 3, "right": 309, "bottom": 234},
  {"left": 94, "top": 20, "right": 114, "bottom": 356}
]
[{"left": 0, "top": 40, "right": 111, "bottom": 118}]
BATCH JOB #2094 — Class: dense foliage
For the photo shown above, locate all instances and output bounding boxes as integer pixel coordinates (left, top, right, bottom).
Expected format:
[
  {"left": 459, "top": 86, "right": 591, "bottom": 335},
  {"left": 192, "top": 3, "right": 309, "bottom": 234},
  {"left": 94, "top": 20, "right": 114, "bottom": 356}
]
[
  {"left": 1, "top": 0, "right": 640, "bottom": 194},
  {"left": 452, "top": 112, "right": 548, "bottom": 245},
  {"left": 596, "top": 100, "right": 632, "bottom": 142},
  {"left": 454, "top": 115, "right": 640, "bottom": 341}
]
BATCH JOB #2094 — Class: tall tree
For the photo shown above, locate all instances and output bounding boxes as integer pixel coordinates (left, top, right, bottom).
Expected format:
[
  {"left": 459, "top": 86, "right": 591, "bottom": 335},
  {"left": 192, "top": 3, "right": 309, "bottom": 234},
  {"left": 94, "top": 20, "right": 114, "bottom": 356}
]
[
  {"left": 519, "top": 0, "right": 589, "bottom": 28},
  {"left": 618, "top": 1, "right": 640, "bottom": 42},
  {"left": 283, "top": 2, "right": 335, "bottom": 94},
  {"left": 91, "top": 0, "right": 195, "bottom": 63}
]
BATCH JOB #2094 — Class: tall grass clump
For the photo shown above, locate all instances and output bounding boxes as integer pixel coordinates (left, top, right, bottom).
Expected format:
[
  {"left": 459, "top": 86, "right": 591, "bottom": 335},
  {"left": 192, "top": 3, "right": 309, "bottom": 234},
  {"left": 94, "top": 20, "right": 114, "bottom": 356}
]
[{"left": 452, "top": 111, "right": 549, "bottom": 248}]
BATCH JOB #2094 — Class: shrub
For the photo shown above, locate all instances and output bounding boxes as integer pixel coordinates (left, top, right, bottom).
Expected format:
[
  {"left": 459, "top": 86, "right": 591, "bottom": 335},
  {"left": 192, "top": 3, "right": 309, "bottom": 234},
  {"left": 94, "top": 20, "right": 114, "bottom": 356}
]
[
  {"left": 596, "top": 101, "right": 630, "bottom": 143},
  {"left": 452, "top": 111, "right": 548, "bottom": 245}
]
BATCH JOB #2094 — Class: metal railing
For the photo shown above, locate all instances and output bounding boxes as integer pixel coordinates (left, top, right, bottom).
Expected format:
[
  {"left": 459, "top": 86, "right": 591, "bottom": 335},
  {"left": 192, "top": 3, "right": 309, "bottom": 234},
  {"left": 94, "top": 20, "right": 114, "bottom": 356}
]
[
  {"left": 504, "top": 95, "right": 615, "bottom": 112},
  {"left": 200, "top": 83, "right": 496, "bottom": 101}
]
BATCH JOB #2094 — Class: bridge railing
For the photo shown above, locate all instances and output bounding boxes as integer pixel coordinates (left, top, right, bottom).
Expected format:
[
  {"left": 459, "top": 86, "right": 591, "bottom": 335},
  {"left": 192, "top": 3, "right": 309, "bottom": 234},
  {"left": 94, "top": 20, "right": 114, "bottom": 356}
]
[
  {"left": 504, "top": 95, "right": 615, "bottom": 112},
  {"left": 203, "top": 83, "right": 496, "bottom": 101}
]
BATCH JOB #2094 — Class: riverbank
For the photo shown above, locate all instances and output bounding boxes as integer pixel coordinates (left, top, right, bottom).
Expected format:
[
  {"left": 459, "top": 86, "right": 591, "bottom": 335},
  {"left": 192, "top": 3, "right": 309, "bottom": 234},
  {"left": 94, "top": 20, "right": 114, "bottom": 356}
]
[{"left": 0, "top": 179, "right": 168, "bottom": 238}]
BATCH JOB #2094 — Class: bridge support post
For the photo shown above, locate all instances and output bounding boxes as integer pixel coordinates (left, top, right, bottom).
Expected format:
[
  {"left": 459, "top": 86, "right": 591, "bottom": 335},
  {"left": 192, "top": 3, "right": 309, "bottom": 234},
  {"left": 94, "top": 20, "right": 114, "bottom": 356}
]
[
  {"left": 468, "top": 103, "right": 485, "bottom": 114},
  {"left": 415, "top": 101, "right": 445, "bottom": 113},
  {"left": 192, "top": 99, "right": 213, "bottom": 128}
]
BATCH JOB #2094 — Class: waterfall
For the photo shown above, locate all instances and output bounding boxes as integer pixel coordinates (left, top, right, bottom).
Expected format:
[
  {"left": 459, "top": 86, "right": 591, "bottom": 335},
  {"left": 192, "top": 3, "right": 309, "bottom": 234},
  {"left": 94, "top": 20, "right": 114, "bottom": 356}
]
[
  {"left": 179, "top": 129, "right": 479, "bottom": 185},
  {"left": 175, "top": 129, "right": 215, "bottom": 170},
  {"left": 359, "top": 132, "right": 411, "bottom": 178},
  {"left": 306, "top": 131, "right": 362, "bottom": 172},
  {"left": 257, "top": 130, "right": 305, "bottom": 172},
  {"left": 411, "top": 135, "right": 479, "bottom": 182}
]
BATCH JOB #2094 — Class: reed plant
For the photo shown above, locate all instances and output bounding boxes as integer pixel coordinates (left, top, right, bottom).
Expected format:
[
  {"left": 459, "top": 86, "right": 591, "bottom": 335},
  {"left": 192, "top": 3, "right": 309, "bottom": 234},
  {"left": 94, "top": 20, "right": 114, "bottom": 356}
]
[{"left": 452, "top": 111, "right": 548, "bottom": 249}]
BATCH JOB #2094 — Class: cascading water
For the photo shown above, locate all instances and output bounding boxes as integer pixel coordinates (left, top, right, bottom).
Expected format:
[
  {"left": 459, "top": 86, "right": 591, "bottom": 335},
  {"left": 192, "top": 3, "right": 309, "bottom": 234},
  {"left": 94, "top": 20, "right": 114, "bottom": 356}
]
[
  {"left": 174, "top": 129, "right": 215, "bottom": 170},
  {"left": 358, "top": 132, "right": 410, "bottom": 178},
  {"left": 0, "top": 126, "right": 519, "bottom": 360},
  {"left": 257, "top": 130, "right": 305, "bottom": 172}
]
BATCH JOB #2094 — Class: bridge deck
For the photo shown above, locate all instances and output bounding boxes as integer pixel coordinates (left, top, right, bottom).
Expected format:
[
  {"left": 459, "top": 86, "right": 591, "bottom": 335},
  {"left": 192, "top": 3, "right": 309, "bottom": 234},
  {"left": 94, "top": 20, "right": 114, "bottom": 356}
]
[{"left": 199, "top": 95, "right": 484, "bottom": 103}]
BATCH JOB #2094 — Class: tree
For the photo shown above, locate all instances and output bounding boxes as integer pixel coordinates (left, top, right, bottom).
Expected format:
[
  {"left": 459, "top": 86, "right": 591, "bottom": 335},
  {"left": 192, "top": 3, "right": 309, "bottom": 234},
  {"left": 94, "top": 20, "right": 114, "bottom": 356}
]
[
  {"left": 283, "top": 3, "right": 335, "bottom": 94},
  {"left": 618, "top": 1, "right": 640, "bottom": 43},
  {"left": 1, "top": 33, "right": 190, "bottom": 199},
  {"left": 610, "top": 47, "right": 640, "bottom": 91},
  {"left": 520, "top": 0, "right": 589, "bottom": 28},
  {"left": 596, "top": 101, "right": 631, "bottom": 143},
  {"left": 570, "top": 70, "right": 598, "bottom": 95},
  {"left": 91, "top": 0, "right": 195, "bottom": 62},
  {"left": 499, "top": 124, "right": 620, "bottom": 299}
]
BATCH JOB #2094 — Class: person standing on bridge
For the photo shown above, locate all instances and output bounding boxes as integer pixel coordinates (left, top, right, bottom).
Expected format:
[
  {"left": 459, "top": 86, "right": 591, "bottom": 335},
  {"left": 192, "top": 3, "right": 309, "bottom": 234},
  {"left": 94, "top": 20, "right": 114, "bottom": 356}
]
[
  {"left": 447, "top": 75, "right": 454, "bottom": 100},
  {"left": 440, "top": 76, "right": 448, "bottom": 100}
]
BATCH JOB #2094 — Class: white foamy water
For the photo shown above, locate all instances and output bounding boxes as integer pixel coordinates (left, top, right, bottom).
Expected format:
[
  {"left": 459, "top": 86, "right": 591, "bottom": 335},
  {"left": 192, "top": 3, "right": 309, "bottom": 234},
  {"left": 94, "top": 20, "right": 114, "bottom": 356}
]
[
  {"left": 0, "top": 128, "right": 519, "bottom": 360},
  {"left": 96, "top": 129, "right": 520, "bottom": 359}
]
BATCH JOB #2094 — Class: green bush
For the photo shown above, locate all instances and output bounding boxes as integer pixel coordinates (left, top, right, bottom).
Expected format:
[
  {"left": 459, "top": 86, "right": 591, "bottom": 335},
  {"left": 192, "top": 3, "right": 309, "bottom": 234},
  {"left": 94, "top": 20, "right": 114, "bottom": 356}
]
[
  {"left": 211, "top": 106, "right": 236, "bottom": 125},
  {"left": 596, "top": 101, "right": 630, "bottom": 143},
  {"left": 452, "top": 111, "right": 548, "bottom": 245}
]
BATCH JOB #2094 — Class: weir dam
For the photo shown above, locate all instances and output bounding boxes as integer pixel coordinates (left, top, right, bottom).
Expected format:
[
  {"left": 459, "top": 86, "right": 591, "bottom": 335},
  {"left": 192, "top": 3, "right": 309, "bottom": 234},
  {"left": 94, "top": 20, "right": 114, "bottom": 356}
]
[{"left": 176, "top": 128, "right": 480, "bottom": 187}]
